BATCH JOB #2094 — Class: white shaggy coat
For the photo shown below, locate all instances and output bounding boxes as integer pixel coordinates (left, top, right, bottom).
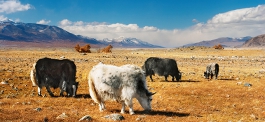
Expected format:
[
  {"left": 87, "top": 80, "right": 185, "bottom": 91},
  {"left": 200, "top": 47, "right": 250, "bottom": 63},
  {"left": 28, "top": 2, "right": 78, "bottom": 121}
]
[
  {"left": 30, "top": 63, "right": 37, "bottom": 87},
  {"left": 88, "top": 62, "right": 153, "bottom": 115}
]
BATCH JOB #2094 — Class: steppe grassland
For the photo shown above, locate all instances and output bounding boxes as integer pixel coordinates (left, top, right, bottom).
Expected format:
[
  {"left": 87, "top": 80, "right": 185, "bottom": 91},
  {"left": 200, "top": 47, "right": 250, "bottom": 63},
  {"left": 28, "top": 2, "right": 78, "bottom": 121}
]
[{"left": 0, "top": 47, "right": 265, "bottom": 121}]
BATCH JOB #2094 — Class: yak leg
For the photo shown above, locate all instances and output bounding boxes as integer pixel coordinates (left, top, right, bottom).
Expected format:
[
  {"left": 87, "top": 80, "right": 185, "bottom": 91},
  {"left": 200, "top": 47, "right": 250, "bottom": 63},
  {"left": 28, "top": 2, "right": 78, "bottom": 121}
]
[
  {"left": 210, "top": 74, "right": 214, "bottom": 80},
  {"left": 125, "top": 99, "right": 134, "bottom": 115},
  {"left": 59, "top": 90, "right": 64, "bottom": 97},
  {"left": 215, "top": 74, "right": 218, "bottom": 80},
  {"left": 149, "top": 71, "right": 155, "bottom": 82},
  {"left": 45, "top": 86, "right": 54, "bottom": 97},
  {"left": 99, "top": 101, "right": 106, "bottom": 111},
  {"left": 59, "top": 89, "right": 64, "bottom": 97},
  {"left": 171, "top": 75, "right": 175, "bottom": 82},
  {"left": 60, "top": 81, "right": 67, "bottom": 97},
  {"left": 38, "top": 87, "right": 42, "bottom": 96},
  {"left": 164, "top": 75, "right": 168, "bottom": 81},
  {"left": 72, "top": 85, "right": 77, "bottom": 97},
  {"left": 121, "top": 101, "right": 125, "bottom": 114},
  {"left": 149, "top": 75, "right": 154, "bottom": 82}
]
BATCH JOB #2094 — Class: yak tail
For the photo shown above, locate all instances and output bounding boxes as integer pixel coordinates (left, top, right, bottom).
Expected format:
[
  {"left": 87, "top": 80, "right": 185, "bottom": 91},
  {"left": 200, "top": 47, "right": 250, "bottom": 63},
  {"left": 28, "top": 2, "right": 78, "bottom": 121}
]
[
  {"left": 30, "top": 63, "right": 37, "bottom": 87},
  {"left": 88, "top": 73, "right": 101, "bottom": 104}
]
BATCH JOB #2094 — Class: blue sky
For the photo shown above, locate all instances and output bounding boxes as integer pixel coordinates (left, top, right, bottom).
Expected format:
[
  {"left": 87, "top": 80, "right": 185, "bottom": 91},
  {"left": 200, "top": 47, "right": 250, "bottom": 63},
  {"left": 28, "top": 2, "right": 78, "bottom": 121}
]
[{"left": 1, "top": 0, "right": 265, "bottom": 47}]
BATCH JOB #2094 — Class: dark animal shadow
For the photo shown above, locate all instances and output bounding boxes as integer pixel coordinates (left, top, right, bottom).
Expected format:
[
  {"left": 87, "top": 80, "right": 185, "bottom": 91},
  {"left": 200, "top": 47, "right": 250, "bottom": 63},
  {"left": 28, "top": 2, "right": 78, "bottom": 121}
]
[
  {"left": 159, "top": 80, "right": 200, "bottom": 83},
  {"left": 218, "top": 78, "right": 234, "bottom": 81},
  {"left": 45, "top": 94, "right": 90, "bottom": 98},
  {"left": 49, "top": 96, "right": 60, "bottom": 98},
  {"left": 37, "top": 94, "right": 60, "bottom": 98},
  {"left": 75, "top": 94, "right": 91, "bottom": 98},
  {"left": 177, "top": 80, "right": 200, "bottom": 82},
  {"left": 110, "top": 109, "right": 190, "bottom": 117},
  {"left": 136, "top": 110, "right": 190, "bottom": 117}
]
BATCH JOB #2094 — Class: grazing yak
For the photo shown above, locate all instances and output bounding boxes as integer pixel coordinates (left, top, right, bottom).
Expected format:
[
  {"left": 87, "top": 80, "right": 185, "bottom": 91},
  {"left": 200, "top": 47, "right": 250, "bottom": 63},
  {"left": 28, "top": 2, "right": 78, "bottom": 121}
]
[
  {"left": 34, "top": 58, "right": 79, "bottom": 97},
  {"left": 88, "top": 62, "right": 155, "bottom": 115},
  {"left": 142, "top": 57, "right": 181, "bottom": 82},
  {"left": 204, "top": 63, "right": 219, "bottom": 80}
]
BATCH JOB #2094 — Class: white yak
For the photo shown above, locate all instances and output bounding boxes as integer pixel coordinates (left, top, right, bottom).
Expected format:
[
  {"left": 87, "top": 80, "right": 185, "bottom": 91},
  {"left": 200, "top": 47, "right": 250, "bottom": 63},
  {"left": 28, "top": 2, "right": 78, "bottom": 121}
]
[{"left": 88, "top": 62, "right": 155, "bottom": 115}]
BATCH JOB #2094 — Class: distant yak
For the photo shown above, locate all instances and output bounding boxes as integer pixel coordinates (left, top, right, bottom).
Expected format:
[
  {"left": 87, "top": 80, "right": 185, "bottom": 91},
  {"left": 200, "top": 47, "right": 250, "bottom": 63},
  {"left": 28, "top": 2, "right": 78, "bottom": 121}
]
[{"left": 204, "top": 63, "right": 219, "bottom": 80}]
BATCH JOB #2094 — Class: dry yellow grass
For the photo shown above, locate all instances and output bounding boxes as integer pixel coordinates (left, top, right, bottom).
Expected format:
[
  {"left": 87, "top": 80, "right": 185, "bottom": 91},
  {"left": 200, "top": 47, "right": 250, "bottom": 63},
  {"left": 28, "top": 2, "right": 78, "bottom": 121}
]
[{"left": 0, "top": 47, "right": 265, "bottom": 121}]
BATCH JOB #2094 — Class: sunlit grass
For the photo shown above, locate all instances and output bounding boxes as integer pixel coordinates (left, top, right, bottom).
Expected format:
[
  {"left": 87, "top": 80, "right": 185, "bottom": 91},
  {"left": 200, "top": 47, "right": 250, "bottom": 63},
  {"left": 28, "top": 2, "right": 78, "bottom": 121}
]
[{"left": 0, "top": 47, "right": 265, "bottom": 121}]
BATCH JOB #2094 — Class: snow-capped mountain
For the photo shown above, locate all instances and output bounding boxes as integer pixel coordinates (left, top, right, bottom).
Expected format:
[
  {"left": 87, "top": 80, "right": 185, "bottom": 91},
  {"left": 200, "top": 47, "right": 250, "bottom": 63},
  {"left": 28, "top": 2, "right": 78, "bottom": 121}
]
[
  {"left": 0, "top": 20, "right": 163, "bottom": 48},
  {"left": 101, "top": 36, "right": 163, "bottom": 48}
]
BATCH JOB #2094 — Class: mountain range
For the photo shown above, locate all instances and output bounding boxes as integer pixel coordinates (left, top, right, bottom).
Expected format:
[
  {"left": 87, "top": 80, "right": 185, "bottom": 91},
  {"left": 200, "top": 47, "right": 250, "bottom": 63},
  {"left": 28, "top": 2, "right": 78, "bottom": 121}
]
[
  {"left": 0, "top": 20, "right": 162, "bottom": 48},
  {"left": 0, "top": 20, "right": 265, "bottom": 48}
]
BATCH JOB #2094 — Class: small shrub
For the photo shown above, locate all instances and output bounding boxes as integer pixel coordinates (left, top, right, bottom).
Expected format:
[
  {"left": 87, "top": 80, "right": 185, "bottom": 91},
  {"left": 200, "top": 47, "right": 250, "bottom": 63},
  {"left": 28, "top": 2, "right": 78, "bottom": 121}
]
[{"left": 213, "top": 44, "right": 224, "bottom": 50}]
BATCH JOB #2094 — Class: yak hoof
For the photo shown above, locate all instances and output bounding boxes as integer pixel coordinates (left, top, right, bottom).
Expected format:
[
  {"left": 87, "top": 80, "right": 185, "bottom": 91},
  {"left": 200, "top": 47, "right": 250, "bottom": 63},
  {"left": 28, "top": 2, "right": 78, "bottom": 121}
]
[
  {"left": 129, "top": 112, "right": 135, "bottom": 115},
  {"left": 120, "top": 111, "right": 125, "bottom": 114}
]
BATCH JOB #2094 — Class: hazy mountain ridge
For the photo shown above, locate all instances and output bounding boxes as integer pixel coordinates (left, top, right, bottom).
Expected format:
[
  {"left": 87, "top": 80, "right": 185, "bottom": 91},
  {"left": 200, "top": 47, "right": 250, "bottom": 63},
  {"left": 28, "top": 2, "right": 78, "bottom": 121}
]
[
  {"left": 183, "top": 36, "right": 252, "bottom": 47},
  {"left": 241, "top": 34, "right": 265, "bottom": 48}
]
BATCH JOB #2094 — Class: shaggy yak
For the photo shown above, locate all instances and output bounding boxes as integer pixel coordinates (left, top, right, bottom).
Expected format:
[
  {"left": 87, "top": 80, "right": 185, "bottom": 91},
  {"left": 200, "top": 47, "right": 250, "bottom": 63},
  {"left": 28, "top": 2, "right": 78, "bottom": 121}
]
[
  {"left": 88, "top": 62, "right": 155, "bottom": 115},
  {"left": 204, "top": 63, "right": 219, "bottom": 80},
  {"left": 33, "top": 58, "right": 79, "bottom": 97},
  {"left": 142, "top": 57, "right": 181, "bottom": 82}
]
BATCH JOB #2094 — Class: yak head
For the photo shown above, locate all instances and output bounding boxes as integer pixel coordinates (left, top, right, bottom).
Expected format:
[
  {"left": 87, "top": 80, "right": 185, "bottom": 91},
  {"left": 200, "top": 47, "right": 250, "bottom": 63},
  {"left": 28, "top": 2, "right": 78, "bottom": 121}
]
[
  {"left": 204, "top": 71, "right": 209, "bottom": 79},
  {"left": 65, "top": 81, "right": 79, "bottom": 97},
  {"left": 136, "top": 90, "right": 155, "bottom": 112},
  {"left": 136, "top": 79, "right": 156, "bottom": 112},
  {"left": 176, "top": 72, "right": 182, "bottom": 81}
]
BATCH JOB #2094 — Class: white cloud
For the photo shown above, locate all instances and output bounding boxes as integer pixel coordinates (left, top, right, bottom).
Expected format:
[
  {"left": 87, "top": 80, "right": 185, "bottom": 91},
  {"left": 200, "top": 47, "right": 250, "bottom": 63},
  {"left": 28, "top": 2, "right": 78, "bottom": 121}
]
[
  {"left": 37, "top": 19, "right": 51, "bottom": 24},
  {"left": 0, "top": 16, "right": 21, "bottom": 22},
  {"left": 0, "top": 0, "right": 32, "bottom": 14},
  {"left": 59, "top": 19, "right": 72, "bottom": 26},
  {"left": 208, "top": 5, "right": 265, "bottom": 24},
  {"left": 14, "top": 18, "right": 20, "bottom": 22},
  {"left": 58, "top": 4, "right": 265, "bottom": 47},
  {"left": 0, "top": 15, "right": 8, "bottom": 21},
  {"left": 192, "top": 19, "right": 199, "bottom": 23}
]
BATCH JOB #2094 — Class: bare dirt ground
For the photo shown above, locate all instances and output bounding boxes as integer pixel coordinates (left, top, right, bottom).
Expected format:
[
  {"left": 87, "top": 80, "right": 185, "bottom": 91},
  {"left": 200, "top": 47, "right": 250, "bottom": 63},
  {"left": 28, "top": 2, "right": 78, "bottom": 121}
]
[{"left": 0, "top": 46, "right": 265, "bottom": 122}]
